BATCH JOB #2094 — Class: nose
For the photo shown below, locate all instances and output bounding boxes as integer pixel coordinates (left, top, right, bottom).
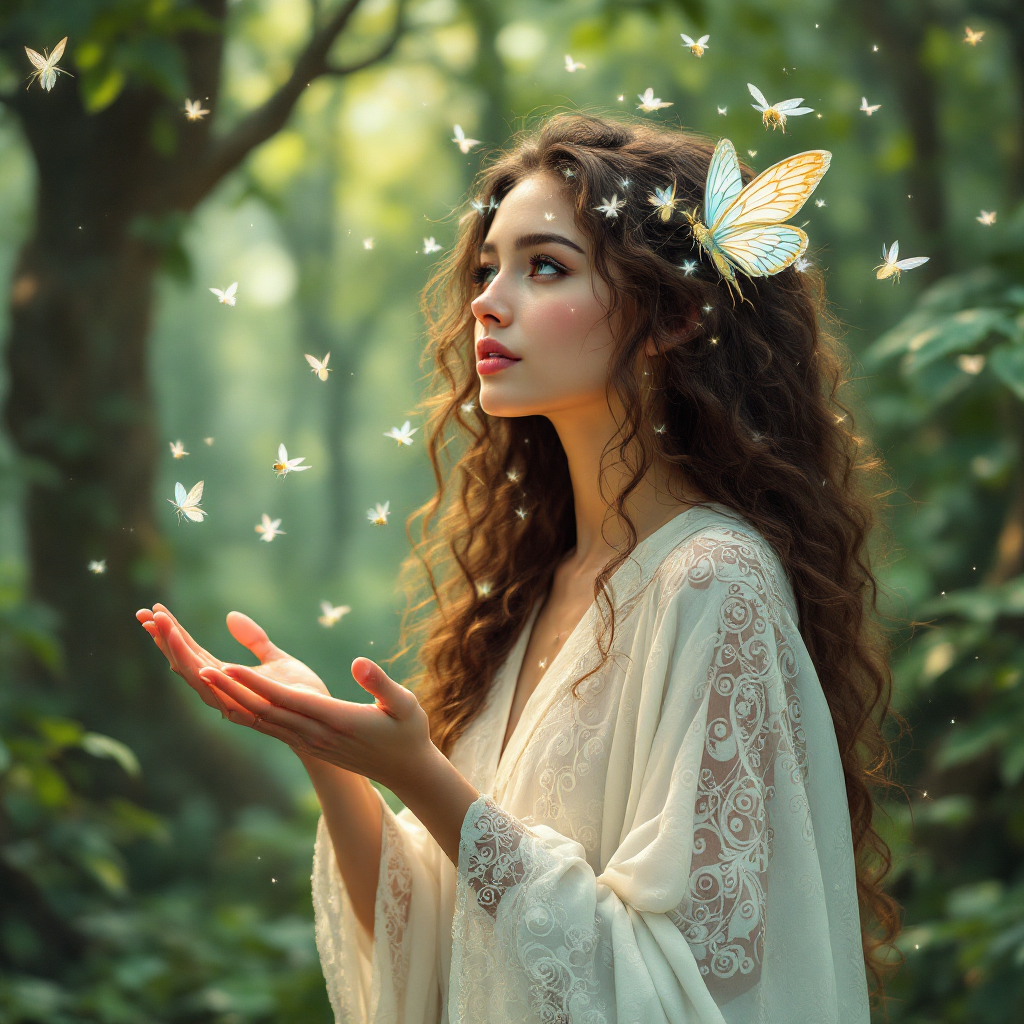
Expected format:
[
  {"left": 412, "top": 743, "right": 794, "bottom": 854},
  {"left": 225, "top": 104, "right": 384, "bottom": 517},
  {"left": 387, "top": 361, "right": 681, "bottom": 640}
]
[{"left": 470, "top": 279, "right": 510, "bottom": 330}]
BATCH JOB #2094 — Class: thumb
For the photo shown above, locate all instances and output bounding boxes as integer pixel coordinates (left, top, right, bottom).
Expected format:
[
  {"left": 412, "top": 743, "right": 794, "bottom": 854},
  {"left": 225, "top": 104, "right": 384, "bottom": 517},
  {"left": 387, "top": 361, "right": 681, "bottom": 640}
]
[
  {"left": 226, "top": 610, "right": 285, "bottom": 663},
  {"left": 352, "top": 657, "right": 414, "bottom": 716}
]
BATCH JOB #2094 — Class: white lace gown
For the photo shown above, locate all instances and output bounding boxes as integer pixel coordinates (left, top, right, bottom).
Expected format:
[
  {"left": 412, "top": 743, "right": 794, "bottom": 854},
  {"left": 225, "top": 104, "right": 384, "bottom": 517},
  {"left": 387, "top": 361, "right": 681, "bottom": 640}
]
[{"left": 312, "top": 503, "right": 870, "bottom": 1024}]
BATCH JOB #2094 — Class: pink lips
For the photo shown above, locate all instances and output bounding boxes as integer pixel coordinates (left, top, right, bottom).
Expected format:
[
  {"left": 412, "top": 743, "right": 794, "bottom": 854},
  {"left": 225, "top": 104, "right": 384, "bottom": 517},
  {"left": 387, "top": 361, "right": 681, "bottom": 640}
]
[{"left": 476, "top": 337, "right": 521, "bottom": 376}]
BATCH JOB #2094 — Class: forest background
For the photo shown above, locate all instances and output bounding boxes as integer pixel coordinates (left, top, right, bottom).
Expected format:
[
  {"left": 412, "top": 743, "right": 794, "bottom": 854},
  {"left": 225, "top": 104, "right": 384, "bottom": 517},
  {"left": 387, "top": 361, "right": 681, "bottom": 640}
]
[{"left": 0, "top": 0, "right": 1022, "bottom": 1021}]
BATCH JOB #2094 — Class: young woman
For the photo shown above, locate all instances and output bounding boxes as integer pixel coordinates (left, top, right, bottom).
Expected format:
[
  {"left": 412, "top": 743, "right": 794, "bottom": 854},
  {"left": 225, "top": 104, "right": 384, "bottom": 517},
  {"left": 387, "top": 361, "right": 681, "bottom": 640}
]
[{"left": 137, "top": 114, "right": 900, "bottom": 1024}]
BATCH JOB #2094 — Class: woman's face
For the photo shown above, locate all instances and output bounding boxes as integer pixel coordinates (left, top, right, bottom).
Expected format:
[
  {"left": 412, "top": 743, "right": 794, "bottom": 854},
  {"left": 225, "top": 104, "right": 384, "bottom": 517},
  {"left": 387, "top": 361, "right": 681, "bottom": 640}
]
[{"left": 470, "top": 172, "right": 618, "bottom": 419}]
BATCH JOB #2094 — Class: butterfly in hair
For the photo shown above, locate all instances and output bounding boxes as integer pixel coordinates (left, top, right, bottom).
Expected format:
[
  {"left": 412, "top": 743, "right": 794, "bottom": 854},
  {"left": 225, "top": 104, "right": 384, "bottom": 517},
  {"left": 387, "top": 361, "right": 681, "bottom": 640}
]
[{"left": 683, "top": 138, "right": 830, "bottom": 303}]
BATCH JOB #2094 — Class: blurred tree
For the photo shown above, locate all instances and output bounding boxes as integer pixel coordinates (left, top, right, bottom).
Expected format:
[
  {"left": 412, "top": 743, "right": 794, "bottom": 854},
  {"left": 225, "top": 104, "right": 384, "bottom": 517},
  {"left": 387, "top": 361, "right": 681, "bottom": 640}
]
[{"left": 0, "top": 0, "right": 406, "bottom": 811}]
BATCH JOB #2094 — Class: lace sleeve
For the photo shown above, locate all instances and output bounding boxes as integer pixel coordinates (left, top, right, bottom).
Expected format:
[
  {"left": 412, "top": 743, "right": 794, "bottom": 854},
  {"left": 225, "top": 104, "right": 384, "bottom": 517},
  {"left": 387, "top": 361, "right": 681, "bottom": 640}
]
[
  {"left": 313, "top": 786, "right": 441, "bottom": 1023},
  {"left": 665, "top": 570, "right": 807, "bottom": 1005}
]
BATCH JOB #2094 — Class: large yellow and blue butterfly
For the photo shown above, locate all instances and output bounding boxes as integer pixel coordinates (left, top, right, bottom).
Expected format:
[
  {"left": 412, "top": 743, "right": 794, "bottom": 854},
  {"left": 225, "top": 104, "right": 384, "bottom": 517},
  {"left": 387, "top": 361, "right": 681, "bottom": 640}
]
[{"left": 684, "top": 138, "right": 831, "bottom": 300}]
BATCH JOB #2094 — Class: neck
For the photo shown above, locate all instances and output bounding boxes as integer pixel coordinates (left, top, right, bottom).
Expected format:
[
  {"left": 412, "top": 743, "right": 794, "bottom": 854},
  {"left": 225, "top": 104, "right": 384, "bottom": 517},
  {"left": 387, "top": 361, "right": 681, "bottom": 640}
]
[{"left": 546, "top": 396, "right": 701, "bottom": 571}]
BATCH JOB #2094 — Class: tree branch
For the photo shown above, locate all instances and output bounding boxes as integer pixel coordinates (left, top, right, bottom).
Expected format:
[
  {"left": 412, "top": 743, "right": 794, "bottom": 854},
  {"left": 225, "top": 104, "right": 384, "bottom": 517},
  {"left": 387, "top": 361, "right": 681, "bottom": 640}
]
[{"left": 180, "top": 0, "right": 405, "bottom": 207}]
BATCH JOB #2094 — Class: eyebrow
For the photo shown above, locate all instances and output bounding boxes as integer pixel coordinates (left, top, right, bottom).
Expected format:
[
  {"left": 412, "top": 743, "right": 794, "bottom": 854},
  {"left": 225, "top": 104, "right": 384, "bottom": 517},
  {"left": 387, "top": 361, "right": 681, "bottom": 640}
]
[{"left": 479, "top": 231, "right": 586, "bottom": 256}]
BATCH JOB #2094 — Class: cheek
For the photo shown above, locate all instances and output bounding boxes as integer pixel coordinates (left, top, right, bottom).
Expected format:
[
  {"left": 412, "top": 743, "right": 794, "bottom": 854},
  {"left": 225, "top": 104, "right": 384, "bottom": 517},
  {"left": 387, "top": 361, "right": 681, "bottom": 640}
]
[{"left": 518, "top": 286, "right": 612, "bottom": 373}]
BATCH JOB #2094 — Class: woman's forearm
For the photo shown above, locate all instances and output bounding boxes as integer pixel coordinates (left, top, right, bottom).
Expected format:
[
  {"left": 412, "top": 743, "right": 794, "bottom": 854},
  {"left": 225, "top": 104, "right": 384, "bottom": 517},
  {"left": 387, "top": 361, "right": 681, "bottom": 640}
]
[{"left": 300, "top": 753, "right": 382, "bottom": 941}]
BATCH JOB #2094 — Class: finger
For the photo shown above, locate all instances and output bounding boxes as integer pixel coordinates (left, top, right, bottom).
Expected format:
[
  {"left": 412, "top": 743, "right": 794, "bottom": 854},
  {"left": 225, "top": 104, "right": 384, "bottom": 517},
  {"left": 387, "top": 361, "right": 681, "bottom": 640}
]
[
  {"left": 206, "top": 681, "right": 313, "bottom": 748},
  {"left": 351, "top": 657, "right": 416, "bottom": 718},
  {"left": 167, "top": 627, "right": 246, "bottom": 716},
  {"left": 201, "top": 666, "right": 329, "bottom": 734},
  {"left": 140, "top": 619, "right": 174, "bottom": 663},
  {"left": 220, "top": 662, "right": 349, "bottom": 725},
  {"left": 152, "top": 604, "right": 217, "bottom": 664},
  {"left": 225, "top": 611, "right": 286, "bottom": 664}
]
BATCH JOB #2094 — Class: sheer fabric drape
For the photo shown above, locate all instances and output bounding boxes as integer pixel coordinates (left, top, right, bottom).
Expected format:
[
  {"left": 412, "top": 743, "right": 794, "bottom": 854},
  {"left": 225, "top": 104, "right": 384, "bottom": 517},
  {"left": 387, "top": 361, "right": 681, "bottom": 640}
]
[{"left": 311, "top": 504, "right": 870, "bottom": 1024}]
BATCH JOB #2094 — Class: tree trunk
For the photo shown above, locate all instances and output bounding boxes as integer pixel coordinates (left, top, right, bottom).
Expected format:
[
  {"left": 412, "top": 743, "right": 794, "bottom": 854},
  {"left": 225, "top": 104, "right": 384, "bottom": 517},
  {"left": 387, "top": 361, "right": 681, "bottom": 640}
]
[{"left": 3, "top": 84, "right": 288, "bottom": 814}]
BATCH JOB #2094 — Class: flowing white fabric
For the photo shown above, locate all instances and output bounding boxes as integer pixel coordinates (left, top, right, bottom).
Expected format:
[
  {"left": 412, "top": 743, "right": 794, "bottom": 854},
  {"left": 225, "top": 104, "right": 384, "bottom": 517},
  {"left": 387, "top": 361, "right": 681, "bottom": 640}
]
[{"left": 312, "top": 503, "right": 869, "bottom": 1023}]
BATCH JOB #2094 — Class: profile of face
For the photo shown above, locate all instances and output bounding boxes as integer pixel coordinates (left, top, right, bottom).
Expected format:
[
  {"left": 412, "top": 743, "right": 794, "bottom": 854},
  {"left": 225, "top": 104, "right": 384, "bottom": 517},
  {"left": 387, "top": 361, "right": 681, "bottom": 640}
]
[{"left": 471, "top": 173, "right": 631, "bottom": 421}]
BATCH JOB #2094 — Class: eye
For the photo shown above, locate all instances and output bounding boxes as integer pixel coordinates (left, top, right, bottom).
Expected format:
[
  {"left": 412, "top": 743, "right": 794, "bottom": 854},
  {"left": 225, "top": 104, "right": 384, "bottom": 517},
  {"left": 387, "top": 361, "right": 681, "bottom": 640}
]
[
  {"left": 471, "top": 263, "right": 498, "bottom": 286},
  {"left": 528, "top": 255, "right": 567, "bottom": 278}
]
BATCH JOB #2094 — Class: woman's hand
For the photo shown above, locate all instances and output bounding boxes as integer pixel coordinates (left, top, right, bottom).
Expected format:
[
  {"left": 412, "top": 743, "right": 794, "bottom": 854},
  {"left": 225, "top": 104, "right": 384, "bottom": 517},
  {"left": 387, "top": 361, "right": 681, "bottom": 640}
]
[
  {"left": 136, "top": 604, "right": 329, "bottom": 720},
  {"left": 197, "top": 654, "right": 434, "bottom": 797}
]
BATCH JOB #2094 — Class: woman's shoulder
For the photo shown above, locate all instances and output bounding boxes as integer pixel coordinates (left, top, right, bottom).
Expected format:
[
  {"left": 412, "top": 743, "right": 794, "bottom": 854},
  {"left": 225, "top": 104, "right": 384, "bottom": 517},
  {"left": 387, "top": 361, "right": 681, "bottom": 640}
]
[{"left": 649, "top": 503, "right": 797, "bottom": 617}]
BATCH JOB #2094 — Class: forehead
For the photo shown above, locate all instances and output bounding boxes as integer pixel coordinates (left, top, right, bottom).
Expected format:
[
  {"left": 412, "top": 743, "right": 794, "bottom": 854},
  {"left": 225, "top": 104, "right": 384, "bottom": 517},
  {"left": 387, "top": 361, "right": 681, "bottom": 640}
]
[{"left": 483, "top": 172, "right": 583, "bottom": 244}]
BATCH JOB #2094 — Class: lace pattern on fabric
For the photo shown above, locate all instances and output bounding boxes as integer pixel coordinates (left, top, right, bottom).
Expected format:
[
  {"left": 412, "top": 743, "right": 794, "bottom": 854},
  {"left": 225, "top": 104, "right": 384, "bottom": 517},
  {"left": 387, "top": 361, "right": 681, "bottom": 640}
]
[
  {"left": 661, "top": 531, "right": 809, "bottom": 1004},
  {"left": 312, "top": 791, "right": 413, "bottom": 1021},
  {"left": 454, "top": 794, "right": 609, "bottom": 1024}
]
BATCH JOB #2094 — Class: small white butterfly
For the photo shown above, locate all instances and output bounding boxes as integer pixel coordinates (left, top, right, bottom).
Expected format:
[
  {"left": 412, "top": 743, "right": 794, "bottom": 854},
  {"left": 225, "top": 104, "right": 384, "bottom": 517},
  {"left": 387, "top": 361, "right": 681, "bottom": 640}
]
[
  {"left": 717, "top": 105, "right": 728, "bottom": 115},
  {"left": 957, "top": 354, "right": 986, "bottom": 374},
  {"left": 367, "top": 500, "right": 390, "bottom": 526},
  {"left": 210, "top": 282, "right": 237, "bottom": 305},
  {"left": 452, "top": 124, "right": 481, "bottom": 154},
  {"left": 423, "top": 236, "right": 442, "bottom": 253},
  {"left": 747, "top": 149, "right": 758, "bottom": 158},
  {"left": 815, "top": 198, "right": 827, "bottom": 207},
  {"left": 637, "top": 88, "right": 673, "bottom": 112},
  {"left": 977, "top": 210, "right": 997, "bottom": 226},
  {"left": 25, "top": 36, "right": 71, "bottom": 92},
  {"left": 203, "top": 437, "right": 214, "bottom": 446},
  {"left": 594, "top": 195, "right": 625, "bottom": 218},
  {"left": 564, "top": 54, "right": 586, "bottom": 72},
  {"left": 470, "top": 196, "right": 499, "bottom": 216},
  {"left": 647, "top": 183, "right": 678, "bottom": 222},
  {"left": 305, "top": 352, "right": 331, "bottom": 380},
  {"left": 860, "top": 96, "right": 881, "bottom": 115},
  {"left": 384, "top": 420, "right": 418, "bottom": 446},
  {"left": 748, "top": 83, "right": 814, "bottom": 131},
  {"left": 318, "top": 601, "right": 351, "bottom": 627},
  {"left": 680, "top": 33, "right": 710, "bottom": 57},
  {"left": 678, "top": 260, "right": 698, "bottom": 276},
  {"left": 273, "top": 443, "right": 311, "bottom": 476},
  {"left": 543, "top": 212, "right": 555, "bottom": 221},
  {"left": 88, "top": 560, "right": 106, "bottom": 575},
  {"left": 875, "top": 241, "right": 929, "bottom": 283},
  {"left": 169, "top": 440, "right": 189, "bottom": 459},
  {"left": 963, "top": 26, "right": 984, "bottom": 46},
  {"left": 363, "top": 237, "right": 374, "bottom": 250},
  {"left": 183, "top": 98, "right": 210, "bottom": 121},
  {"left": 168, "top": 480, "right": 207, "bottom": 522},
  {"left": 255, "top": 514, "right": 285, "bottom": 542}
]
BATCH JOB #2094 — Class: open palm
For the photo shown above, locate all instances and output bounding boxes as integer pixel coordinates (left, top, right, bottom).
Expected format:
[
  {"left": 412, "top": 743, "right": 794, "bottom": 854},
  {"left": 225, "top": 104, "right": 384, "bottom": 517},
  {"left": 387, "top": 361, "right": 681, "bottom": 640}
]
[{"left": 136, "top": 603, "right": 329, "bottom": 717}]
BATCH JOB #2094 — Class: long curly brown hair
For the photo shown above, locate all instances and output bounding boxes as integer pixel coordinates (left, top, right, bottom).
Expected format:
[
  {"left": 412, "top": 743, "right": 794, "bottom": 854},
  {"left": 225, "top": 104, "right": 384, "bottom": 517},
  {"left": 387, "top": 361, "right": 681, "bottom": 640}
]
[{"left": 388, "top": 113, "right": 903, "bottom": 1007}]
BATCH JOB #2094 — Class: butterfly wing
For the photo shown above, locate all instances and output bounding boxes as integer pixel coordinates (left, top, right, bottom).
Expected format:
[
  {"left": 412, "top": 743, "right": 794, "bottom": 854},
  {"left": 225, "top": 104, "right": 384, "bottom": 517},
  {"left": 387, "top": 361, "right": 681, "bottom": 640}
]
[
  {"left": 894, "top": 256, "right": 929, "bottom": 270},
  {"left": 304, "top": 353, "right": 319, "bottom": 371},
  {"left": 50, "top": 37, "right": 68, "bottom": 63},
  {"left": 698, "top": 35, "right": 710, "bottom": 45},
  {"left": 710, "top": 150, "right": 831, "bottom": 233},
  {"left": 24, "top": 47, "right": 48, "bottom": 71},
  {"left": 703, "top": 138, "right": 744, "bottom": 229},
  {"left": 681, "top": 34, "right": 695, "bottom": 45},
  {"left": 174, "top": 482, "right": 186, "bottom": 507},
  {"left": 278, "top": 443, "right": 287, "bottom": 463},
  {"left": 775, "top": 97, "right": 806, "bottom": 111},
  {"left": 185, "top": 480, "right": 204, "bottom": 506},
  {"left": 747, "top": 83, "right": 769, "bottom": 109},
  {"left": 225, "top": 282, "right": 237, "bottom": 298},
  {"left": 715, "top": 224, "right": 809, "bottom": 277}
]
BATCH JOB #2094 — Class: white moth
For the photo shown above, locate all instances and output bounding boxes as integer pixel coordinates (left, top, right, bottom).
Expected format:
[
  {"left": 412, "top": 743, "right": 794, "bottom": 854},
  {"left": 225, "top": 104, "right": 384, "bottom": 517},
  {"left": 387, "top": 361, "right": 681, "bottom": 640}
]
[
  {"left": 383, "top": 421, "right": 418, "bottom": 446},
  {"left": 183, "top": 98, "right": 210, "bottom": 121},
  {"left": 305, "top": 352, "right": 331, "bottom": 380},
  {"left": 318, "top": 601, "right": 351, "bottom": 627},
  {"left": 367, "top": 501, "right": 390, "bottom": 526},
  {"left": 875, "top": 241, "right": 929, "bottom": 283},
  {"left": 210, "top": 282, "right": 237, "bottom": 305},
  {"left": 637, "top": 88, "right": 673, "bottom": 112},
  {"left": 452, "top": 125, "right": 481, "bottom": 154},
  {"left": 168, "top": 481, "right": 206, "bottom": 522},
  {"left": 423, "top": 236, "right": 442, "bottom": 254},
  {"left": 25, "top": 36, "right": 70, "bottom": 92},
  {"left": 273, "top": 443, "right": 311, "bottom": 477},
  {"left": 255, "top": 514, "right": 285, "bottom": 542},
  {"left": 564, "top": 54, "right": 586, "bottom": 72},
  {"left": 860, "top": 97, "right": 881, "bottom": 115}
]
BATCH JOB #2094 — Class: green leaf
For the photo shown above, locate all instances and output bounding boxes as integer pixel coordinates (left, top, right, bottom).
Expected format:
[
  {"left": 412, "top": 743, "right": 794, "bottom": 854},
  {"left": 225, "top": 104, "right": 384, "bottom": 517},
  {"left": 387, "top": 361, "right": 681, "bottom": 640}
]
[
  {"left": 919, "top": 575, "right": 1024, "bottom": 623},
  {"left": 37, "top": 717, "right": 84, "bottom": 748},
  {"left": 989, "top": 342, "right": 1024, "bottom": 401},
  {"left": 1001, "top": 739, "right": 1024, "bottom": 787},
  {"left": 81, "top": 733, "right": 141, "bottom": 777},
  {"left": 81, "top": 67, "right": 126, "bottom": 113},
  {"left": 897, "top": 308, "right": 1019, "bottom": 375}
]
